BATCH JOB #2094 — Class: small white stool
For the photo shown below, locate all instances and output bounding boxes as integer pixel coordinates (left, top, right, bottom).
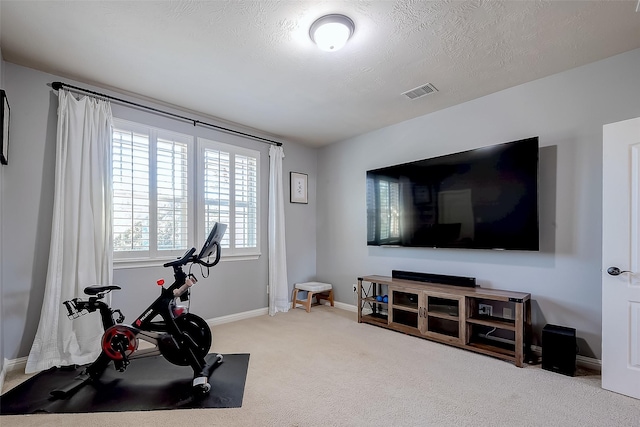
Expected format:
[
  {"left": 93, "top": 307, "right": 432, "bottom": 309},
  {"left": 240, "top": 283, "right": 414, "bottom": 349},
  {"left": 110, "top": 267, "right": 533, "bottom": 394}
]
[{"left": 292, "top": 282, "right": 334, "bottom": 312}]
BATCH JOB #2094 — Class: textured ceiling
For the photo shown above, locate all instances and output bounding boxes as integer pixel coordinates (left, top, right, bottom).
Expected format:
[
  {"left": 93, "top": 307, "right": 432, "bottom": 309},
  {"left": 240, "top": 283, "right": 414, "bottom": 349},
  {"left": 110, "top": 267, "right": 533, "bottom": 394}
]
[{"left": 1, "top": 1, "right": 639, "bottom": 147}]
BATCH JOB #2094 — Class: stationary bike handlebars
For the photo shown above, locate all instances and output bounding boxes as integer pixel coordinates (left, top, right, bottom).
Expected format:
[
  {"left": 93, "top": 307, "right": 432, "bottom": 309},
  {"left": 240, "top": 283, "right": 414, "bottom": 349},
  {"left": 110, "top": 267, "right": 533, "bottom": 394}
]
[{"left": 163, "top": 242, "right": 222, "bottom": 269}]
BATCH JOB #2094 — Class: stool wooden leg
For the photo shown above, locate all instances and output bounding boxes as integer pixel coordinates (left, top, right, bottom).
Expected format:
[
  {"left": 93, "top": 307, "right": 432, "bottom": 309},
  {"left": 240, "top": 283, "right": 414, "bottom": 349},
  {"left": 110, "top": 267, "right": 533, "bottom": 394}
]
[
  {"left": 315, "top": 291, "right": 333, "bottom": 307},
  {"left": 292, "top": 289, "right": 298, "bottom": 309},
  {"left": 306, "top": 292, "right": 313, "bottom": 312}
]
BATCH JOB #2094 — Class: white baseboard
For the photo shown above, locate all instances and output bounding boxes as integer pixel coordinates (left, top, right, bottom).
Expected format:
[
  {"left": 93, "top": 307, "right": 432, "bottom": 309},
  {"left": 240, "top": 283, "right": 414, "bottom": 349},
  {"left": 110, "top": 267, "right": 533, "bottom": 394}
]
[
  {"left": 2, "top": 356, "right": 28, "bottom": 376},
  {"left": 206, "top": 302, "right": 354, "bottom": 326},
  {"left": 530, "top": 344, "right": 601, "bottom": 372},
  {"left": 206, "top": 307, "right": 268, "bottom": 326},
  {"left": 576, "top": 355, "right": 601, "bottom": 371},
  {"left": 0, "top": 358, "right": 8, "bottom": 392},
  {"left": 332, "top": 301, "right": 357, "bottom": 312}
]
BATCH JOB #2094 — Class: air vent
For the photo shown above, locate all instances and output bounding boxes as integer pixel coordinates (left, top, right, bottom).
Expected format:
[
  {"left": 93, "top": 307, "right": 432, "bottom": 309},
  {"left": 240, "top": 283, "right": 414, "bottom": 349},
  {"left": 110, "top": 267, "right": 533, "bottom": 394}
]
[{"left": 402, "top": 83, "right": 438, "bottom": 100}]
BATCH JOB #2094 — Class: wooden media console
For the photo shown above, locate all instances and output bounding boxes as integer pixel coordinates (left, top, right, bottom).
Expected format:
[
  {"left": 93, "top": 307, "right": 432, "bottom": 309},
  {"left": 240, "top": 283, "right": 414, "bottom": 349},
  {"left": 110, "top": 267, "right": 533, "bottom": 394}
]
[{"left": 357, "top": 275, "right": 532, "bottom": 367}]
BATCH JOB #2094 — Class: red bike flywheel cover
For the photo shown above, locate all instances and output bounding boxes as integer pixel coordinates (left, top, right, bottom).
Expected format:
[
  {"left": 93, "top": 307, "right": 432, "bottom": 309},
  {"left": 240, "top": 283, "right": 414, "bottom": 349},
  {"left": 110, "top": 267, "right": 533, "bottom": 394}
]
[{"left": 101, "top": 325, "right": 138, "bottom": 361}]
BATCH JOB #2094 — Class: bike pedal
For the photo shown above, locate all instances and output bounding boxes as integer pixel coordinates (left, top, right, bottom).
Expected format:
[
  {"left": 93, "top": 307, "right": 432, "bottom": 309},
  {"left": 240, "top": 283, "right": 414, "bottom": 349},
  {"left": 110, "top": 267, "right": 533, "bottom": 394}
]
[
  {"left": 192, "top": 377, "right": 211, "bottom": 395},
  {"left": 193, "top": 376, "right": 208, "bottom": 386}
]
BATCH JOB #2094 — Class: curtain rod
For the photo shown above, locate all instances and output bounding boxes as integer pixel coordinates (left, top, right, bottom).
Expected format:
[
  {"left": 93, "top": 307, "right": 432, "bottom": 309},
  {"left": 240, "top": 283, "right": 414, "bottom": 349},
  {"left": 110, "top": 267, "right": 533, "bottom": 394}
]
[{"left": 51, "top": 81, "right": 283, "bottom": 147}]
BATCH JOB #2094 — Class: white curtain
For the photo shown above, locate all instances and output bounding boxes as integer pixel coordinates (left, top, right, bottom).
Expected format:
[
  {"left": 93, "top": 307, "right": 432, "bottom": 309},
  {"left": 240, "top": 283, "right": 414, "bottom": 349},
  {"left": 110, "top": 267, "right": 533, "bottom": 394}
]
[
  {"left": 26, "top": 90, "right": 113, "bottom": 373},
  {"left": 268, "top": 145, "right": 289, "bottom": 315}
]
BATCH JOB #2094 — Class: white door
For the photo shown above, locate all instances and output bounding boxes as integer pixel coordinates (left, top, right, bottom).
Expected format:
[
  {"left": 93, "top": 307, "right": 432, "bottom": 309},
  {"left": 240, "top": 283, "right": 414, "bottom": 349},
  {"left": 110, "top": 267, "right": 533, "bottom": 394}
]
[{"left": 602, "top": 116, "right": 640, "bottom": 399}]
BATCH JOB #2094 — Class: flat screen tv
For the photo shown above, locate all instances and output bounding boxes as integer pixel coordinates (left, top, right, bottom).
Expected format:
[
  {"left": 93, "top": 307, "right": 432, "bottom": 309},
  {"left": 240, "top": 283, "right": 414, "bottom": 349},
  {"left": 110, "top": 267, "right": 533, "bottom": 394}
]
[{"left": 366, "top": 137, "right": 539, "bottom": 251}]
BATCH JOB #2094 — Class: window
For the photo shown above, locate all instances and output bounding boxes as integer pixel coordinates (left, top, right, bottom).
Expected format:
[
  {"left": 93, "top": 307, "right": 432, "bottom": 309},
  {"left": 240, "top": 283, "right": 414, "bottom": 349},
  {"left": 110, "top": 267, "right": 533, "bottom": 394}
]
[
  {"left": 112, "top": 124, "right": 150, "bottom": 254},
  {"left": 366, "top": 176, "right": 400, "bottom": 244},
  {"left": 378, "top": 179, "right": 400, "bottom": 241},
  {"left": 111, "top": 119, "right": 260, "bottom": 264},
  {"left": 112, "top": 120, "right": 193, "bottom": 261},
  {"left": 199, "top": 138, "right": 260, "bottom": 257}
]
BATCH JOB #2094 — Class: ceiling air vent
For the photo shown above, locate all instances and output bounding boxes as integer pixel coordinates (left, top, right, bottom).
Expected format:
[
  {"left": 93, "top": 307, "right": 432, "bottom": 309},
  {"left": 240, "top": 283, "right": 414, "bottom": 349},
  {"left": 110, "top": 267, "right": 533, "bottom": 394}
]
[{"left": 402, "top": 83, "right": 438, "bottom": 100}]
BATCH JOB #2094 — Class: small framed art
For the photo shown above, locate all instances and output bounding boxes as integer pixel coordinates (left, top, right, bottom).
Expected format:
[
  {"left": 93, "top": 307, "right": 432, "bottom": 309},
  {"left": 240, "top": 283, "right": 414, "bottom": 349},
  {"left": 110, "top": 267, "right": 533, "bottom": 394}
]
[
  {"left": 290, "top": 172, "right": 308, "bottom": 204},
  {"left": 1, "top": 90, "right": 9, "bottom": 165}
]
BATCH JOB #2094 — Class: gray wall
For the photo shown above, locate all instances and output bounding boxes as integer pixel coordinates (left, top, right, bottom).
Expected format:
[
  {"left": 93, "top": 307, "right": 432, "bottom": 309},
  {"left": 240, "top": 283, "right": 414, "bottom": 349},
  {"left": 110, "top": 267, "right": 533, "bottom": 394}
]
[
  {"left": 0, "top": 62, "right": 317, "bottom": 360},
  {"left": 316, "top": 48, "right": 640, "bottom": 359}
]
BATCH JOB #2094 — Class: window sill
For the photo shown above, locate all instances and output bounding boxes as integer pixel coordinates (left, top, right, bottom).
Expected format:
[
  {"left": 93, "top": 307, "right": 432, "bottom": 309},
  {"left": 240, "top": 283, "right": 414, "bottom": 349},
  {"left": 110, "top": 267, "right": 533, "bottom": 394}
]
[{"left": 114, "top": 253, "right": 262, "bottom": 270}]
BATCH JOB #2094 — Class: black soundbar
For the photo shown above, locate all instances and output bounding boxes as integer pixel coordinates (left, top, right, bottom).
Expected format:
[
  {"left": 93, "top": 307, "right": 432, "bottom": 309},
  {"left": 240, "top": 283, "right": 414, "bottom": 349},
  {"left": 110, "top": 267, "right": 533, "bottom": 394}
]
[{"left": 391, "top": 270, "right": 476, "bottom": 288}]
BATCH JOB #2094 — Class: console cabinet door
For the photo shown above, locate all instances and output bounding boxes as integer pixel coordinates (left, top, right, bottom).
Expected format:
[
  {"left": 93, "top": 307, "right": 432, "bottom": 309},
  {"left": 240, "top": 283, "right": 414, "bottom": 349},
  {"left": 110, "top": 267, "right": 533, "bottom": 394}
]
[
  {"left": 421, "top": 292, "right": 464, "bottom": 344},
  {"left": 388, "top": 287, "right": 420, "bottom": 333}
]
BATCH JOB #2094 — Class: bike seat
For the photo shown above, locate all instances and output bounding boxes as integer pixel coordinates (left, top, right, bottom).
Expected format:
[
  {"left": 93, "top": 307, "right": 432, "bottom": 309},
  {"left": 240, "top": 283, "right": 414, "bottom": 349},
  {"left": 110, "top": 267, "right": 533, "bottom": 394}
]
[{"left": 84, "top": 285, "right": 121, "bottom": 295}]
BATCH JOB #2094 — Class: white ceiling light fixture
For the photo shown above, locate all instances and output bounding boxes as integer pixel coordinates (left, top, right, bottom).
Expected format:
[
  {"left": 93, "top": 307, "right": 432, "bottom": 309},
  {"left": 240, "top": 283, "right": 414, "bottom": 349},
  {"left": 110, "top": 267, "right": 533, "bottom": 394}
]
[{"left": 309, "top": 14, "right": 355, "bottom": 52}]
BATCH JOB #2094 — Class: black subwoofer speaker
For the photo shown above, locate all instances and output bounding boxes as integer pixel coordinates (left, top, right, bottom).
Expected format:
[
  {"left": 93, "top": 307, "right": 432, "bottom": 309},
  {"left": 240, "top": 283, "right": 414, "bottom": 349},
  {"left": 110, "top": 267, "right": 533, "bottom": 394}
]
[{"left": 542, "top": 324, "right": 577, "bottom": 376}]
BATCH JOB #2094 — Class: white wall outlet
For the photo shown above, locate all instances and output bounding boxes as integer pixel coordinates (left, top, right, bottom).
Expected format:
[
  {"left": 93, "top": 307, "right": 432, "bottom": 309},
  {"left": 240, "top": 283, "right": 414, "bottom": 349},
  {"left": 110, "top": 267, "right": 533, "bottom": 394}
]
[
  {"left": 479, "top": 304, "right": 493, "bottom": 316},
  {"left": 503, "top": 307, "right": 512, "bottom": 319}
]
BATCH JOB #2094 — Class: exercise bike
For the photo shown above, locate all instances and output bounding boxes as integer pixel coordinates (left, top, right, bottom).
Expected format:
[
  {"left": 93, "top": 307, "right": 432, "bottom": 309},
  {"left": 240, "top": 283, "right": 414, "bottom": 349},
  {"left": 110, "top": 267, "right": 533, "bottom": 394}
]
[{"left": 51, "top": 222, "right": 227, "bottom": 399}]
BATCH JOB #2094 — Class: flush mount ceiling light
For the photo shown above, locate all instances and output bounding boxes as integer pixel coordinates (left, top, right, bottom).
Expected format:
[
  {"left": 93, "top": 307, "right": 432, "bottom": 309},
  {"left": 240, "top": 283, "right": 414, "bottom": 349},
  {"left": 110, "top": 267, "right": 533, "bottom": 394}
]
[{"left": 309, "top": 14, "right": 355, "bottom": 52}]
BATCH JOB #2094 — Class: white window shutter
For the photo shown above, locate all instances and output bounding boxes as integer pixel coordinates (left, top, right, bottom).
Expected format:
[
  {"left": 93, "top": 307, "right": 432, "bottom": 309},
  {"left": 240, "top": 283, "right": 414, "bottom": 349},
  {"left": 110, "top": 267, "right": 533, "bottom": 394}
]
[
  {"left": 156, "top": 136, "right": 189, "bottom": 251},
  {"left": 234, "top": 154, "right": 258, "bottom": 248},
  {"left": 203, "top": 148, "right": 231, "bottom": 248},
  {"left": 112, "top": 127, "right": 150, "bottom": 252}
]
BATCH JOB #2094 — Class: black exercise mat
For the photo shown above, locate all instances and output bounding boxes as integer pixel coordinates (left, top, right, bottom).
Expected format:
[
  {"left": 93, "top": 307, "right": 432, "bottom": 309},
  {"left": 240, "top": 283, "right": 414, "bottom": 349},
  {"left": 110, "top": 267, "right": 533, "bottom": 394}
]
[{"left": 1, "top": 353, "right": 249, "bottom": 415}]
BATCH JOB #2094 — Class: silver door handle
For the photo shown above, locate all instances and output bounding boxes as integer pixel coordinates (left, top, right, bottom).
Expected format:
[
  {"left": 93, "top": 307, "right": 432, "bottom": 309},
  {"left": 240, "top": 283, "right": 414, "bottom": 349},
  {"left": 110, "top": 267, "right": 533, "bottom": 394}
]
[{"left": 607, "top": 266, "right": 633, "bottom": 276}]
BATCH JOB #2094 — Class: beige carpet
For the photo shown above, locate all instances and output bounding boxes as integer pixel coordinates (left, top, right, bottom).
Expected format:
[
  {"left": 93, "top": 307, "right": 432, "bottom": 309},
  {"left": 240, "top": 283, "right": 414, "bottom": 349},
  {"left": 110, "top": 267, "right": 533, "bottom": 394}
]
[{"left": 2, "top": 306, "right": 639, "bottom": 426}]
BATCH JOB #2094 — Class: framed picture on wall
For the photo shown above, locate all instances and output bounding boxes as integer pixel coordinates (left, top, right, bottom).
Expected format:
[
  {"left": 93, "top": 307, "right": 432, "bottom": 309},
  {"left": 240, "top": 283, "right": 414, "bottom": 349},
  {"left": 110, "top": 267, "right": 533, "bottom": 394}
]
[
  {"left": 290, "top": 172, "right": 308, "bottom": 204},
  {"left": 0, "top": 90, "right": 9, "bottom": 165}
]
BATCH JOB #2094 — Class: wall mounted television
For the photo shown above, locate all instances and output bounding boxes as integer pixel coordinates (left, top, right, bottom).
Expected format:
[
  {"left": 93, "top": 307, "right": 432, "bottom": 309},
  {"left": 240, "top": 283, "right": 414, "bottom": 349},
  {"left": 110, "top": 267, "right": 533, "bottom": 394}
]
[{"left": 366, "top": 137, "right": 539, "bottom": 251}]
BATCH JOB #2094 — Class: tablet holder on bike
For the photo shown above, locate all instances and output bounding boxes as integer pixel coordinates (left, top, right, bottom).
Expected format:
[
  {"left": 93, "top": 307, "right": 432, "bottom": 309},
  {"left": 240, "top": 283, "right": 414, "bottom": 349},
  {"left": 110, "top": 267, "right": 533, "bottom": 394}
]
[{"left": 51, "top": 222, "right": 228, "bottom": 399}]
